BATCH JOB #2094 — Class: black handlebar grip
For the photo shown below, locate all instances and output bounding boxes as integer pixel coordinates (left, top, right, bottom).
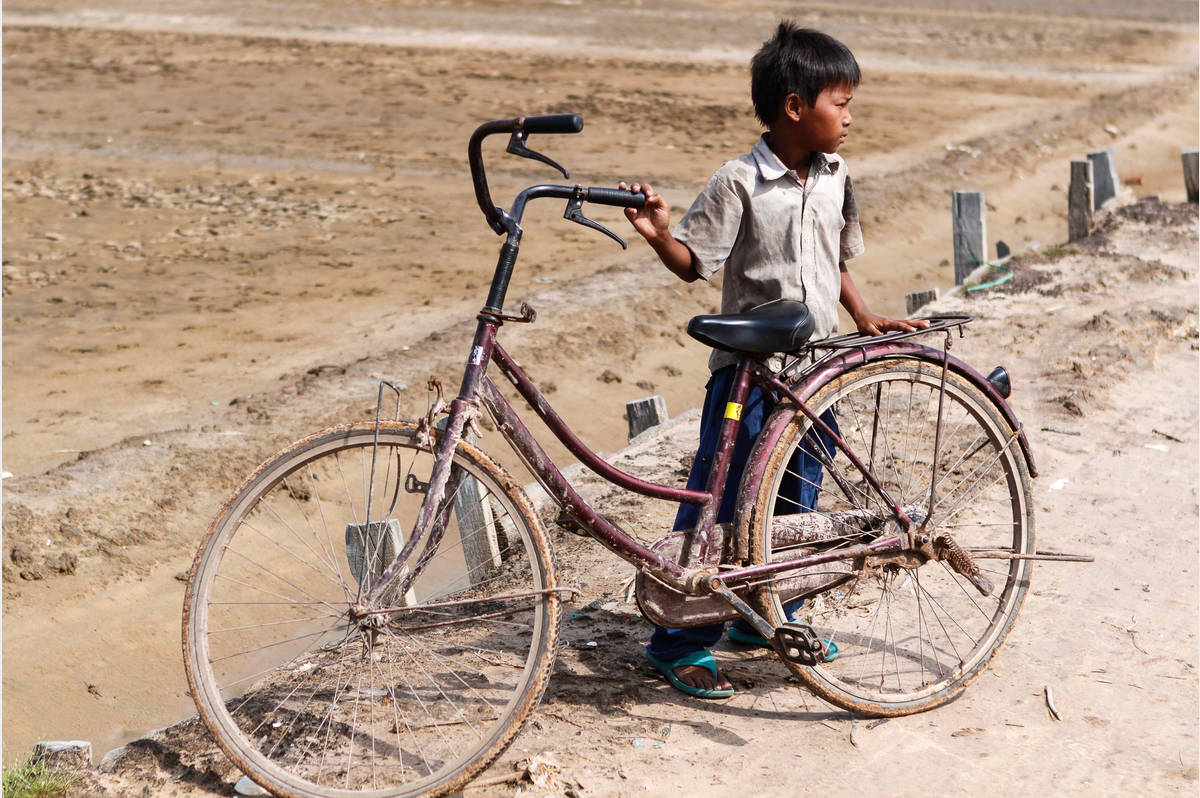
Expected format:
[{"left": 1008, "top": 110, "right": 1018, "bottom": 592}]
[
  {"left": 521, "top": 114, "right": 584, "bottom": 135},
  {"left": 584, "top": 187, "right": 648, "bottom": 209}
]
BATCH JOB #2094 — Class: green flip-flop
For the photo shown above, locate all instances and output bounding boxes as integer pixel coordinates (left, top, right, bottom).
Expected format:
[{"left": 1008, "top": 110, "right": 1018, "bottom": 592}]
[
  {"left": 645, "top": 649, "right": 734, "bottom": 699},
  {"left": 727, "top": 625, "right": 840, "bottom": 662}
]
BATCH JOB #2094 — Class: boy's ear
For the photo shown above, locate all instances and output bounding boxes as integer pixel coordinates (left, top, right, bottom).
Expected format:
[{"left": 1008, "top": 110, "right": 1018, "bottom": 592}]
[{"left": 782, "top": 93, "right": 808, "bottom": 122}]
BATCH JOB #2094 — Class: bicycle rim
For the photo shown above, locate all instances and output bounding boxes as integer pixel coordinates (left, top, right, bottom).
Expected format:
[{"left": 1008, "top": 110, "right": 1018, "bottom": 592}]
[
  {"left": 183, "top": 422, "right": 560, "bottom": 797},
  {"left": 750, "top": 359, "right": 1033, "bottom": 715}
]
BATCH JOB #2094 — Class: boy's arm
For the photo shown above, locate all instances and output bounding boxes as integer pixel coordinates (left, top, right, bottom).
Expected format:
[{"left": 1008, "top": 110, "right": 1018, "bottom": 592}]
[
  {"left": 620, "top": 182, "right": 700, "bottom": 282},
  {"left": 839, "top": 262, "right": 929, "bottom": 335}
]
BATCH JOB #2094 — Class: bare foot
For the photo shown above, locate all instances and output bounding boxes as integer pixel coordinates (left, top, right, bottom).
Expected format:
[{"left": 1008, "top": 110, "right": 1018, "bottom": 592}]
[{"left": 673, "top": 664, "right": 733, "bottom": 693}]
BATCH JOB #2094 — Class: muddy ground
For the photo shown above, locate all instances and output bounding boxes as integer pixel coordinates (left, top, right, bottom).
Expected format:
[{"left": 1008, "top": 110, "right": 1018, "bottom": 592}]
[{"left": 2, "top": 1, "right": 1198, "bottom": 795}]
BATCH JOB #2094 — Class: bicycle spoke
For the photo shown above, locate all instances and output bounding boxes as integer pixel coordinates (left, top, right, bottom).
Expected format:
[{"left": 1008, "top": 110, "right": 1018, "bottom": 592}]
[
  {"left": 208, "top": 613, "right": 338, "bottom": 636},
  {"left": 239, "top": 514, "right": 349, "bottom": 596},
  {"left": 251, "top": 631, "right": 359, "bottom": 747},
  {"left": 219, "top": 548, "right": 349, "bottom": 619},
  {"left": 307, "top": 460, "right": 357, "bottom": 605}
]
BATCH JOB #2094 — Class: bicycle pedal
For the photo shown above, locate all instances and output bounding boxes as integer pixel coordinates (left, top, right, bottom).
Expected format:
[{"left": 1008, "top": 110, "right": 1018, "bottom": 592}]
[{"left": 774, "top": 622, "right": 825, "bottom": 667}]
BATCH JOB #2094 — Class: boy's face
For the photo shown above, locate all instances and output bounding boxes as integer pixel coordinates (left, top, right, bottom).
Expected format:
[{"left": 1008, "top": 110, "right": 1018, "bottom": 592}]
[{"left": 786, "top": 84, "right": 854, "bottom": 155}]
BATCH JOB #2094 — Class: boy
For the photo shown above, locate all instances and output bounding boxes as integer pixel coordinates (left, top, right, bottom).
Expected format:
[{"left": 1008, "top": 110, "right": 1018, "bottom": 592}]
[{"left": 622, "top": 23, "right": 925, "bottom": 698}]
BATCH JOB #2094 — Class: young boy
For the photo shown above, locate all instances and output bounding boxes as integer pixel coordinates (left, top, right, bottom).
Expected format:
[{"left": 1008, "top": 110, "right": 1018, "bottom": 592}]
[{"left": 622, "top": 23, "right": 925, "bottom": 698}]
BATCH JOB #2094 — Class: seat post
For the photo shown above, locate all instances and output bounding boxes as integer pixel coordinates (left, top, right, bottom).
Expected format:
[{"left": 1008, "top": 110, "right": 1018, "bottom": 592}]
[{"left": 692, "top": 359, "right": 756, "bottom": 559}]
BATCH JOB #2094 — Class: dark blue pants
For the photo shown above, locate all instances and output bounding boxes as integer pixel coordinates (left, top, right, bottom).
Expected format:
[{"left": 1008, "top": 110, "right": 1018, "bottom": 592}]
[{"left": 647, "top": 366, "right": 836, "bottom": 661}]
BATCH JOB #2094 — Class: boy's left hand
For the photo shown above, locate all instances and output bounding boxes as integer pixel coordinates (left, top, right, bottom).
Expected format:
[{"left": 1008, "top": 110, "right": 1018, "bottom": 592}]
[
  {"left": 838, "top": 266, "right": 930, "bottom": 337},
  {"left": 852, "top": 312, "right": 930, "bottom": 336}
]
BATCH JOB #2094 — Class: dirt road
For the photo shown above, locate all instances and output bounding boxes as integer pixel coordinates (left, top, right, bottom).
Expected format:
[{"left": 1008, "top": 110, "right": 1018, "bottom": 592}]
[
  {"left": 3, "top": 1, "right": 1197, "bottom": 794},
  {"left": 59, "top": 199, "right": 1200, "bottom": 797}
]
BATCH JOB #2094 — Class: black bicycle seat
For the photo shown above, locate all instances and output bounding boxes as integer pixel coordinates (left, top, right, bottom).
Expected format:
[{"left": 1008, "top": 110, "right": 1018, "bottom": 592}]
[{"left": 686, "top": 299, "right": 814, "bottom": 354}]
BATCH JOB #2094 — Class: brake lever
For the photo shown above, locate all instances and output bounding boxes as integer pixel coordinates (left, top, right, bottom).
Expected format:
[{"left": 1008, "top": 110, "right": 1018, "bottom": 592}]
[
  {"left": 564, "top": 189, "right": 627, "bottom": 249},
  {"left": 506, "top": 131, "right": 570, "bottom": 179}
]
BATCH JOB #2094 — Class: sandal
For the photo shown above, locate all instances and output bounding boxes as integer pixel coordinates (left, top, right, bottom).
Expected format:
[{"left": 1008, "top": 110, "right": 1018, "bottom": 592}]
[
  {"left": 645, "top": 649, "right": 734, "bottom": 699},
  {"left": 727, "top": 625, "right": 840, "bottom": 662}
]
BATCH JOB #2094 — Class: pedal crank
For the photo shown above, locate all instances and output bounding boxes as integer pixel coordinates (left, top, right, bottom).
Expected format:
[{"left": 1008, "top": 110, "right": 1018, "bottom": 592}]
[{"left": 774, "top": 622, "right": 827, "bottom": 667}]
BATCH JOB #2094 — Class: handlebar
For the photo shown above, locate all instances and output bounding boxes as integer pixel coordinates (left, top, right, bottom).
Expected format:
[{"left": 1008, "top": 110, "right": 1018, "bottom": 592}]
[
  {"left": 469, "top": 114, "right": 583, "bottom": 234},
  {"left": 584, "top": 186, "right": 648, "bottom": 209},
  {"left": 520, "top": 113, "right": 584, "bottom": 135},
  {"left": 468, "top": 114, "right": 647, "bottom": 313},
  {"left": 467, "top": 114, "right": 644, "bottom": 236}
]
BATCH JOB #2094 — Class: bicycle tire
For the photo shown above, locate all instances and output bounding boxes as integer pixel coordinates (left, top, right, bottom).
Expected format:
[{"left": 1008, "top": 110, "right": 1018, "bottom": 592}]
[
  {"left": 748, "top": 358, "right": 1034, "bottom": 716},
  {"left": 183, "top": 421, "right": 560, "bottom": 798}
]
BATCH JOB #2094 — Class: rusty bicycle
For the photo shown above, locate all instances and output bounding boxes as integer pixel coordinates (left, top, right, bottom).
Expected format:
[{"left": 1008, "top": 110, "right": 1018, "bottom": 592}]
[{"left": 183, "top": 114, "right": 1084, "bottom": 798}]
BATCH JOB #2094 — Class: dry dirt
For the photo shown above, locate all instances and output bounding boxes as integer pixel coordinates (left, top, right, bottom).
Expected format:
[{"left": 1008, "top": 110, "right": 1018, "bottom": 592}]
[{"left": 2, "top": 1, "right": 1198, "bottom": 796}]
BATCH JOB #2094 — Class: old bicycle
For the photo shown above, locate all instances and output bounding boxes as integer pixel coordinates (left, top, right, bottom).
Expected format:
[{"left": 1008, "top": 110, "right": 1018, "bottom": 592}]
[{"left": 183, "top": 114, "right": 1085, "bottom": 797}]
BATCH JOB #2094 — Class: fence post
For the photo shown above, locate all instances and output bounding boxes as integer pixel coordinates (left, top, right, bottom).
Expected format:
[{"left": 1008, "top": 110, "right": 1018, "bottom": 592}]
[
  {"left": 345, "top": 519, "right": 418, "bottom": 606},
  {"left": 1087, "top": 148, "right": 1120, "bottom": 210},
  {"left": 627, "top": 395, "right": 668, "bottom": 441},
  {"left": 455, "top": 477, "right": 504, "bottom": 582},
  {"left": 952, "top": 190, "right": 986, "bottom": 286},
  {"left": 1183, "top": 148, "right": 1199, "bottom": 203},
  {"left": 436, "top": 418, "right": 503, "bottom": 585},
  {"left": 905, "top": 288, "right": 939, "bottom": 316},
  {"left": 1068, "top": 159, "right": 1095, "bottom": 241}
]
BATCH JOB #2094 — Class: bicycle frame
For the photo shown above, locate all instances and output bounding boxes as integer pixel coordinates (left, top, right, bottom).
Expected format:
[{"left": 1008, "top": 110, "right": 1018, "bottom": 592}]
[{"left": 362, "top": 311, "right": 938, "bottom": 618}]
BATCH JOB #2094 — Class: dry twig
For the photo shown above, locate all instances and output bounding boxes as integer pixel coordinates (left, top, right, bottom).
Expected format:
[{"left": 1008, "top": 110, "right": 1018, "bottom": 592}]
[{"left": 1044, "top": 686, "right": 1062, "bottom": 721}]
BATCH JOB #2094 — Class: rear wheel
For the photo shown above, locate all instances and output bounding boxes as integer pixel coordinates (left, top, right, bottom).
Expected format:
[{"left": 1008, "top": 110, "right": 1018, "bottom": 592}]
[
  {"left": 749, "top": 359, "right": 1033, "bottom": 716},
  {"left": 184, "top": 422, "right": 560, "bottom": 797}
]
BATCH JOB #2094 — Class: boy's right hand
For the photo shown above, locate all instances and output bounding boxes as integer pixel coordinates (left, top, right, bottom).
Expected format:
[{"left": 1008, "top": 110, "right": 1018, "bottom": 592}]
[
  {"left": 619, "top": 182, "right": 671, "bottom": 244},
  {"left": 620, "top": 182, "right": 700, "bottom": 282}
]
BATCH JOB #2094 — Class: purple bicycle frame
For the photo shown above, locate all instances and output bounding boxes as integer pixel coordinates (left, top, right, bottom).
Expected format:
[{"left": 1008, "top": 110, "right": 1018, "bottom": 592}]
[
  {"left": 364, "top": 313, "right": 1028, "bottom": 609},
  {"left": 459, "top": 317, "right": 907, "bottom": 594}
]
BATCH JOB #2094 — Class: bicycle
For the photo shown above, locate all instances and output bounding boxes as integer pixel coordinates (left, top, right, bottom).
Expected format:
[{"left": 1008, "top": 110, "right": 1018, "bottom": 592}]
[{"left": 183, "top": 114, "right": 1089, "bottom": 798}]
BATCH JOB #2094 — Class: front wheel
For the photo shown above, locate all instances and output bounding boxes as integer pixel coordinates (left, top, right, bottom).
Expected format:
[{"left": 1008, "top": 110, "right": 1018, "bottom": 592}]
[
  {"left": 183, "top": 422, "right": 560, "bottom": 797},
  {"left": 749, "top": 359, "right": 1034, "bottom": 716}
]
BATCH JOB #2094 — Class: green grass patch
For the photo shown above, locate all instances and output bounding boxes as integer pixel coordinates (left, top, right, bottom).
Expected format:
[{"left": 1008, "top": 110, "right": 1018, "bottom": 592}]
[
  {"left": 1040, "top": 243, "right": 1081, "bottom": 259},
  {"left": 1, "top": 756, "right": 80, "bottom": 798}
]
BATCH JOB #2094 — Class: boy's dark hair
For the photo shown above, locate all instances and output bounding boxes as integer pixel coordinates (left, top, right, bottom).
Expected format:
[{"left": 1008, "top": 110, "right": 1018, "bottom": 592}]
[{"left": 750, "top": 23, "right": 861, "bottom": 125}]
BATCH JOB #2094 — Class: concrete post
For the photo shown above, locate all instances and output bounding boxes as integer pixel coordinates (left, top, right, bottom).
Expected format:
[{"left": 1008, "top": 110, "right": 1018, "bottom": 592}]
[
  {"left": 1068, "top": 159, "right": 1095, "bottom": 241},
  {"left": 435, "top": 418, "right": 503, "bottom": 585},
  {"left": 905, "top": 288, "right": 939, "bottom": 316},
  {"left": 627, "top": 395, "right": 668, "bottom": 441},
  {"left": 1182, "top": 148, "right": 1198, "bottom": 203},
  {"left": 1087, "top": 148, "right": 1120, "bottom": 210},
  {"left": 952, "top": 190, "right": 986, "bottom": 286}
]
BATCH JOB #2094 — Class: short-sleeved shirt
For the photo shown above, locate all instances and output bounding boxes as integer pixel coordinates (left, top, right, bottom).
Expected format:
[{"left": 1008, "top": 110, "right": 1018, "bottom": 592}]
[{"left": 673, "top": 134, "right": 865, "bottom": 371}]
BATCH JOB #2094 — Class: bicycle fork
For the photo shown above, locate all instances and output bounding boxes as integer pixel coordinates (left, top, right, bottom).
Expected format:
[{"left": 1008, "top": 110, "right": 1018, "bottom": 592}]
[{"left": 358, "top": 320, "right": 500, "bottom": 613}]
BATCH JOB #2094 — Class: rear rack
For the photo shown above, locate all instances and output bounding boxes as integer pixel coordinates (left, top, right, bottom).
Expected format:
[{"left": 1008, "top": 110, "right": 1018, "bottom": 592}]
[
  {"left": 776, "top": 314, "right": 971, "bottom": 384},
  {"left": 809, "top": 314, "right": 972, "bottom": 351}
]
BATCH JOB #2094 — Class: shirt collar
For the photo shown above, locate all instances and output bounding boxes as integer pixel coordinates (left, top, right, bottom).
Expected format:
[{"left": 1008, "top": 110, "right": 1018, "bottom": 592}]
[{"left": 752, "top": 134, "right": 840, "bottom": 181}]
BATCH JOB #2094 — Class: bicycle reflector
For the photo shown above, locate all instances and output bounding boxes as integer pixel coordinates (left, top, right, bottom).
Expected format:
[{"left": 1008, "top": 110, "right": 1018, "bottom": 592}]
[{"left": 986, "top": 366, "right": 1012, "bottom": 398}]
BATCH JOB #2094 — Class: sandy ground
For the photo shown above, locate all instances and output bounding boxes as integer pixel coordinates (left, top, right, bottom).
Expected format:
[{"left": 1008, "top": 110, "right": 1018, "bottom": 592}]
[{"left": 2, "top": 0, "right": 1198, "bottom": 794}]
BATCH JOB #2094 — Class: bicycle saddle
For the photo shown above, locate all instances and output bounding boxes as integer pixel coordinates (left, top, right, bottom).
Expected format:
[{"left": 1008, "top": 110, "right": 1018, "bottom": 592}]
[{"left": 687, "top": 299, "right": 814, "bottom": 354}]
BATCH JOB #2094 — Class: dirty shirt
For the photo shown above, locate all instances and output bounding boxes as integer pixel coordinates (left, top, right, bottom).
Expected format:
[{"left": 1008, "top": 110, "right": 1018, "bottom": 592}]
[{"left": 673, "top": 134, "right": 865, "bottom": 372}]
